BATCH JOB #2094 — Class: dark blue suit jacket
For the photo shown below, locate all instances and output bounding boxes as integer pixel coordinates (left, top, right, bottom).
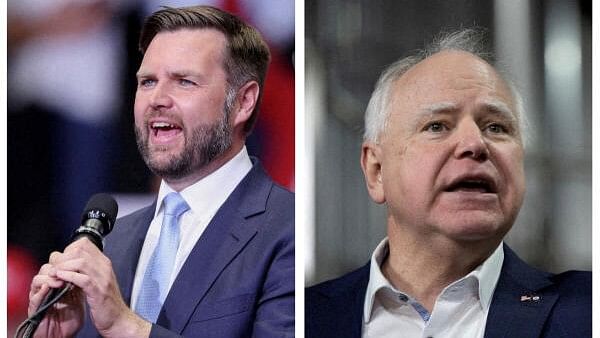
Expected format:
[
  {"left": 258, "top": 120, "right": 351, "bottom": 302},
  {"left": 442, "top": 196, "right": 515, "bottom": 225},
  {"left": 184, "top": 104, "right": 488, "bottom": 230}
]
[
  {"left": 79, "top": 161, "right": 294, "bottom": 337},
  {"left": 306, "top": 245, "right": 591, "bottom": 338}
]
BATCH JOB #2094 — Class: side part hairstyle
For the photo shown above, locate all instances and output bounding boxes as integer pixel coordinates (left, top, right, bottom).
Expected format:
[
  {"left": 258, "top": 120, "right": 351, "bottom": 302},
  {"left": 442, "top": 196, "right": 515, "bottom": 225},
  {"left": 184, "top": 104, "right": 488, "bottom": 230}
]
[{"left": 139, "top": 5, "right": 271, "bottom": 133}]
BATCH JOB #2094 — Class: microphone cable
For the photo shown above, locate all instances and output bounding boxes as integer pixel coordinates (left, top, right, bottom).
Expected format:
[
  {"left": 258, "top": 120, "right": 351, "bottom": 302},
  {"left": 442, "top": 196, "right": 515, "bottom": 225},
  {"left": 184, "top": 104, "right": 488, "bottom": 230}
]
[
  {"left": 13, "top": 193, "right": 118, "bottom": 338},
  {"left": 14, "top": 285, "right": 72, "bottom": 338}
]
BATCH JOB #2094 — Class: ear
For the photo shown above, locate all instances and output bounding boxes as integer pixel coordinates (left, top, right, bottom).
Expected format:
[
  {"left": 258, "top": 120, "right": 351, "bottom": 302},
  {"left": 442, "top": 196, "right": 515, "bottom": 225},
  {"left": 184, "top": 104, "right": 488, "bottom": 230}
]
[
  {"left": 232, "top": 81, "right": 259, "bottom": 128},
  {"left": 361, "top": 142, "right": 386, "bottom": 204}
]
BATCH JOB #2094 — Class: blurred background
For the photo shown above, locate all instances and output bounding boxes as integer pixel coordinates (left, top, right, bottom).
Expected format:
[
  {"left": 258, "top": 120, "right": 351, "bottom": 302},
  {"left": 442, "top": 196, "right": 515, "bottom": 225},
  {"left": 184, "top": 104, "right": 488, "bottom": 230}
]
[
  {"left": 7, "top": 0, "right": 294, "bottom": 333},
  {"left": 305, "top": 0, "right": 591, "bottom": 285}
]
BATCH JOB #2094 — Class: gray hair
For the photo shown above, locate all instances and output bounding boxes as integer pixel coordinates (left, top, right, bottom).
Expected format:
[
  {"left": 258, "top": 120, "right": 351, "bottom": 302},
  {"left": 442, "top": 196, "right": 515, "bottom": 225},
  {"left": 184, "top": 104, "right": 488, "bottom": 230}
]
[{"left": 363, "top": 28, "right": 526, "bottom": 144}]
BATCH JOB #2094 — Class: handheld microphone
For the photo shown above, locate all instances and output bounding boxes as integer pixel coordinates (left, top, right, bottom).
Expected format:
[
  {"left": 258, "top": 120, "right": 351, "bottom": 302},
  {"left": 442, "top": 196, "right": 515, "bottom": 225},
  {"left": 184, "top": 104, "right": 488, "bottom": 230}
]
[
  {"left": 17, "top": 193, "right": 118, "bottom": 338},
  {"left": 72, "top": 193, "right": 118, "bottom": 250}
]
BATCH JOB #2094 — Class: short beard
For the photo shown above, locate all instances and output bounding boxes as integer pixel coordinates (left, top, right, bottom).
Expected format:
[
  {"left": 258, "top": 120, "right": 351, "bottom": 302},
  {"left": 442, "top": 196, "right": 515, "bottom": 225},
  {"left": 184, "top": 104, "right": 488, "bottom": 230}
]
[{"left": 135, "top": 88, "right": 236, "bottom": 181}]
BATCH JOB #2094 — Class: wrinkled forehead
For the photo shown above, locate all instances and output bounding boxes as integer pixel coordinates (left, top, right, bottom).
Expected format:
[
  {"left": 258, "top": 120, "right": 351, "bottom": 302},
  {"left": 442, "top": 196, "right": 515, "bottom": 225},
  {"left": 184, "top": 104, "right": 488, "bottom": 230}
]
[{"left": 389, "top": 51, "right": 519, "bottom": 120}]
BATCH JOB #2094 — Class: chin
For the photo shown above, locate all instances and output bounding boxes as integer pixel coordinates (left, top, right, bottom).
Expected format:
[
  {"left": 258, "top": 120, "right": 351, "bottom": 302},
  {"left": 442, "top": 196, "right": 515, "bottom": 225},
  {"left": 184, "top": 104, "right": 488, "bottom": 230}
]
[
  {"left": 146, "top": 153, "right": 173, "bottom": 168},
  {"left": 434, "top": 213, "right": 510, "bottom": 242},
  {"left": 145, "top": 148, "right": 182, "bottom": 167}
]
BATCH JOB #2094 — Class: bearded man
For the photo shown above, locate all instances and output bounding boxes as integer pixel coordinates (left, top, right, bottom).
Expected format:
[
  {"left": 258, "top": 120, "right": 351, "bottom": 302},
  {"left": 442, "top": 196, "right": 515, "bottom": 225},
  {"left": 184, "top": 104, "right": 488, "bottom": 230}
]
[{"left": 28, "top": 6, "right": 294, "bottom": 338}]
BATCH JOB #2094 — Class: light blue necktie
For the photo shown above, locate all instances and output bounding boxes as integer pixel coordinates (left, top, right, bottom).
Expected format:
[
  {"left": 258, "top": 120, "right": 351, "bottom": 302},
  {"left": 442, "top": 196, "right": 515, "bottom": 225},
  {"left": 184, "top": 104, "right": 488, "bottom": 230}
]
[{"left": 135, "top": 192, "right": 189, "bottom": 322}]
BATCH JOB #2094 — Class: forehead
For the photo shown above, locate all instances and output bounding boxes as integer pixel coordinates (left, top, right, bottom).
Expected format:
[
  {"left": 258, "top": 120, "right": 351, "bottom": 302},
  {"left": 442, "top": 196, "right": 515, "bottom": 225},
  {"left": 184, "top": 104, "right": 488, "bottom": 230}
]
[
  {"left": 388, "top": 51, "right": 517, "bottom": 119},
  {"left": 140, "top": 28, "right": 228, "bottom": 70}
]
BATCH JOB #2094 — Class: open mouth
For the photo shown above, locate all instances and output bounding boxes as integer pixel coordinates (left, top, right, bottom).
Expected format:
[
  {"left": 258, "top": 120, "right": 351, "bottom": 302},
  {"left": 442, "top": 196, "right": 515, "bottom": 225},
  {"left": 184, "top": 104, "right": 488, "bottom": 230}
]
[
  {"left": 445, "top": 177, "right": 497, "bottom": 194},
  {"left": 150, "top": 121, "right": 182, "bottom": 138}
]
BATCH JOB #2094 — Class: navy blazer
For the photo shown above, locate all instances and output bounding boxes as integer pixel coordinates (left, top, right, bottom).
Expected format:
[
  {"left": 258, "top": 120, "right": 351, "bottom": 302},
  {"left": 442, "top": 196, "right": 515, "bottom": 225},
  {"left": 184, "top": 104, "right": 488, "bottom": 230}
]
[
  {"left": 306, "top": 245, "right": 591, "bottom": 338},
  {"left": 79, "top": 161, "right": 294, "bottom": 337}
]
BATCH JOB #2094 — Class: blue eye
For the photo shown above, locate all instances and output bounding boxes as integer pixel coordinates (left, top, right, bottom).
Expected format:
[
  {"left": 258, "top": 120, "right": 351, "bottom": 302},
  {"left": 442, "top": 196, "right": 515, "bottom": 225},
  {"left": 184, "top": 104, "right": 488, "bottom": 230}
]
[
  {"left": 179, "top": 79, "right": 196, "bottom": 86},
  {"left": 486, "top": 123, "right": 507, "bottom": 134},
  {"left": 138, "top": 79, "right": 156, "bottom": 88},
  {"left": 424, "top": 122, "right": 447, "bottom": 133}
]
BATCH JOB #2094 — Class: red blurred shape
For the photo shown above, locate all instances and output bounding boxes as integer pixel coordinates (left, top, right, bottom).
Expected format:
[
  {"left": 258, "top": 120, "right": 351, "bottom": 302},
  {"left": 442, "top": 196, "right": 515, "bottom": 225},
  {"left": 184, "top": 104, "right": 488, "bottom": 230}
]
[
  {"left": 260, "top": 51, "right": 295, "bottom": 190},
  {"left": 8, "top": 246, "right": 38, "bottom": 317}
]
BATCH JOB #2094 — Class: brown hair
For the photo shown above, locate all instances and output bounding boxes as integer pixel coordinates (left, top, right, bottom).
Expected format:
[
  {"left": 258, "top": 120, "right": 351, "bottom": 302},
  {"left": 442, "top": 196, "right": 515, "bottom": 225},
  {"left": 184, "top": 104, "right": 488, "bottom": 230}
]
[{"left": 139, "top": 5, "right": 271, "bottom": 133}]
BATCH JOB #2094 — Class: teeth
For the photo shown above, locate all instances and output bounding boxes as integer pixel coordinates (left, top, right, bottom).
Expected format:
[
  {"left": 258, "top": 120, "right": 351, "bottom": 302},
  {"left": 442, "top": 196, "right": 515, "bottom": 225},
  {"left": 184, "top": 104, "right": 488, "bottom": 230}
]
[{"left": 152, "top": 122, "right": 175, "bottom": 128}]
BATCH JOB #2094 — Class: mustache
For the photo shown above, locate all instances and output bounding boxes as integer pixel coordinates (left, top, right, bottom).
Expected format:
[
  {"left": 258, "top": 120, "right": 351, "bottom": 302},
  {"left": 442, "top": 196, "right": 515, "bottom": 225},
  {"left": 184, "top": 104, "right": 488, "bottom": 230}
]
[{"left": 143, "top": 111, "right": 183, "bottom": 123}]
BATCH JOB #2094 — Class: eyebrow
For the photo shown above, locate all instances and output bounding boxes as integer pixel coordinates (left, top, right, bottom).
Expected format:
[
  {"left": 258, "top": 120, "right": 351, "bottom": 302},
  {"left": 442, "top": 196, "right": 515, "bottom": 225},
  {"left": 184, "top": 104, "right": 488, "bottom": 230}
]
[
  {"left": 135, "top": 71, "right": 151, "bottom": 79},
  {"left": 418, "top": 100, "right": 517, "bottom": 121},
  {"left": 135, "top": 70, "right": 204, "bottom": 79},
  {"left": 482, "top": 100, "right": 518, "bottom": 121},
  {"left": 420, "top": 102, "right": 459, "bottom": 116},
  {"left": 170, "top": 70, "right": 202, "bottom": 78},
  {"left": 411, "top": 102, "right": 459, "bottom": 126}
]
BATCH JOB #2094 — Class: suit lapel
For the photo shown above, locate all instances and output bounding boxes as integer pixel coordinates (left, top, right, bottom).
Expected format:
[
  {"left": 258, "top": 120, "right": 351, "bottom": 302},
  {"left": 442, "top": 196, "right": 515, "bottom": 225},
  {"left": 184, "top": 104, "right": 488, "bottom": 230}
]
[
  {"left": 333, "top": 273, "right": 368, "bottom": 338},
  {"left": 157, "top": 162, "right": 272, "bottom": 333},
  {"left": 107, "top": 204, "right": 156, "bottom": 305},
  {"left": 311, "top": 263, "right": 370, "bottom": 338},
  {"left": 484, "top": 245, "right": 558, "bottom": 338}
]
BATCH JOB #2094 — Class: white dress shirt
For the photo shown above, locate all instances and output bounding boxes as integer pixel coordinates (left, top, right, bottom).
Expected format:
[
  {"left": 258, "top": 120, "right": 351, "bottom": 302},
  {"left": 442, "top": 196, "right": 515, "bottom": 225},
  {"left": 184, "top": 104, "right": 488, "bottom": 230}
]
[
  {"left": 363, "top": 238, "right": 504, "bottom": 338},
  {"left": 130, "top": 147, "right": 253, "bottom": 310}
]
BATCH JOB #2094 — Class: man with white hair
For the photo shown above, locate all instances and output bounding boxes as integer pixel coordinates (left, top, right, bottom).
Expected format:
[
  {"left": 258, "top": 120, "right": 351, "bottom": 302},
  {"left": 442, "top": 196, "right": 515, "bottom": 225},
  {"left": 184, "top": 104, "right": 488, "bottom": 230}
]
[{"left": 306, "top": 29, "right": 591, "bottom": 338}]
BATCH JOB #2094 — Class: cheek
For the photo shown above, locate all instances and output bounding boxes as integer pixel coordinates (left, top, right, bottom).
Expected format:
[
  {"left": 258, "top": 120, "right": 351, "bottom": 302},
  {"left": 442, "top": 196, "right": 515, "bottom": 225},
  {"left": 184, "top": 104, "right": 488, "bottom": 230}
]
[
  {"left": 133, "top": 92, "right": 146, "bottom": 121},
  {"left": 382, "top": 142, "right": 443, "bottom": 201},
  {"left": 180, "top": 94, "right": 217, "bottom": 119},
  {"left": 404, "top": 142, "right": 448, "bottom": 184}
]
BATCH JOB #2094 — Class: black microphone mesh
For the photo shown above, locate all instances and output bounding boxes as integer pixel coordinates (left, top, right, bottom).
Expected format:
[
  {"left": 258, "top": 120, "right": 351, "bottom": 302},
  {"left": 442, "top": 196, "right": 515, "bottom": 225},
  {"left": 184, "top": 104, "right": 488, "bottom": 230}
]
[{"left": 82, "top": 193, "right": 118, "bottom": 233}]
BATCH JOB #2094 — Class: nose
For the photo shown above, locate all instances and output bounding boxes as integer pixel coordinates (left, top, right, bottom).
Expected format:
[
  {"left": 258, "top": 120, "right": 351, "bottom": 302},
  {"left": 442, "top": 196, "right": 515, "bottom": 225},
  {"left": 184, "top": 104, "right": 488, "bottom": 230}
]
[
  {"left": 453, "top": 122, "right": 489, "bottom": 161},
  {"left": 149, "top": 82, "right": 173, "bottom": 110}
]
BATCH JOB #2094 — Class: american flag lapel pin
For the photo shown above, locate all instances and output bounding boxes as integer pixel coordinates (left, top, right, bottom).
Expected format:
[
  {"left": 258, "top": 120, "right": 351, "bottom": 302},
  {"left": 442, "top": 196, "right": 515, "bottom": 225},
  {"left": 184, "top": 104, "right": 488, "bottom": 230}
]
[{"left": 520, "top": 294, "right": 541, "bottom": 302}]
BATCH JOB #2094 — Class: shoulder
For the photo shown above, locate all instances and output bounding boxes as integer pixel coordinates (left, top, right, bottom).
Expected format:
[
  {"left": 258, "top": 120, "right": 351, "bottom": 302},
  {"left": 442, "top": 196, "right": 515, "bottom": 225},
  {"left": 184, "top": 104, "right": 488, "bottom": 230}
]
[
  {"left": 306, "top": 264, "right": 369, "bottom": 315},
  {"left": 551, "top": 270, "right": 591, "bottom": 288},
  {"left": 229, "top": 166, "right": 294, "bottom": 267},
  {"left": 306, "top": 264, "right": 370, "bottom": 338},
  {"left": 501, "top": 245, "right": 591, "bottom": 308},
  {"left": 231, "top": 159, "right": 294, "bottom": 220},
  {"left": 543, "top": 270, "right": 592, "bottom": 336},
  {"left": 252, "top": 182, "right": 294, "bottom": 262},
  {"left": 263, "top": 182, "right": 294, "bottom": 226},
  {"left": 306, "top": 263, "right": 370, "bottom": 316},
  {"left": 243, "top": 166, "right": 294, "bottom": 239},
  {"left": 307, "top": 263, "right": 370, "bottom": 300},
  {"left": 497, "top": 246, "right": 591, "bottom": 336},
  {"left": 248, "top": 161, "right": 294, "bottom": 211},
  {"left": 551, "top": 270, "right": 591, "bottom": 305},
  {"left": 267, "top": 182, "right": 294, "bottom": 208},
  {"left": 502, "top": 245, "right": 591, "bottom": 299}
]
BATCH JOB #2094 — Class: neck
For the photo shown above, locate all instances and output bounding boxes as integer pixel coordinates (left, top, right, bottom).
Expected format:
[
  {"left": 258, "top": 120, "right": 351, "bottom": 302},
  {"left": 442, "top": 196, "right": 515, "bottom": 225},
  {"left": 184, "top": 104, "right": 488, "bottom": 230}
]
[
  {"left": 165, "top": 142, "right": 244, "bottom": 192},
  {"left": 383, "top": 218, "right": 499, "bottom": 312}
]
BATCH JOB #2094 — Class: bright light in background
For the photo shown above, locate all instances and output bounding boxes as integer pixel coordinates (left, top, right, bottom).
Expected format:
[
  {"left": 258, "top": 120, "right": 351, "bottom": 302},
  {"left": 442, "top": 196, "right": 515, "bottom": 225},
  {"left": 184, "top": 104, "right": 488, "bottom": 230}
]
[
  {"left": 304, "top": 41, "right": 327, "bottom": 283},
  {"left": 303, "top": 61, "right": 315, "bottom": 281},
  {"left": 545, "top": 36, "right": 582, "bottom": 80},
  {"left": 543, "top": 0, "right": 589, "bottom": 271},
  {"left": 544, "top": 0, "right": 583, "bottom": 152}
]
